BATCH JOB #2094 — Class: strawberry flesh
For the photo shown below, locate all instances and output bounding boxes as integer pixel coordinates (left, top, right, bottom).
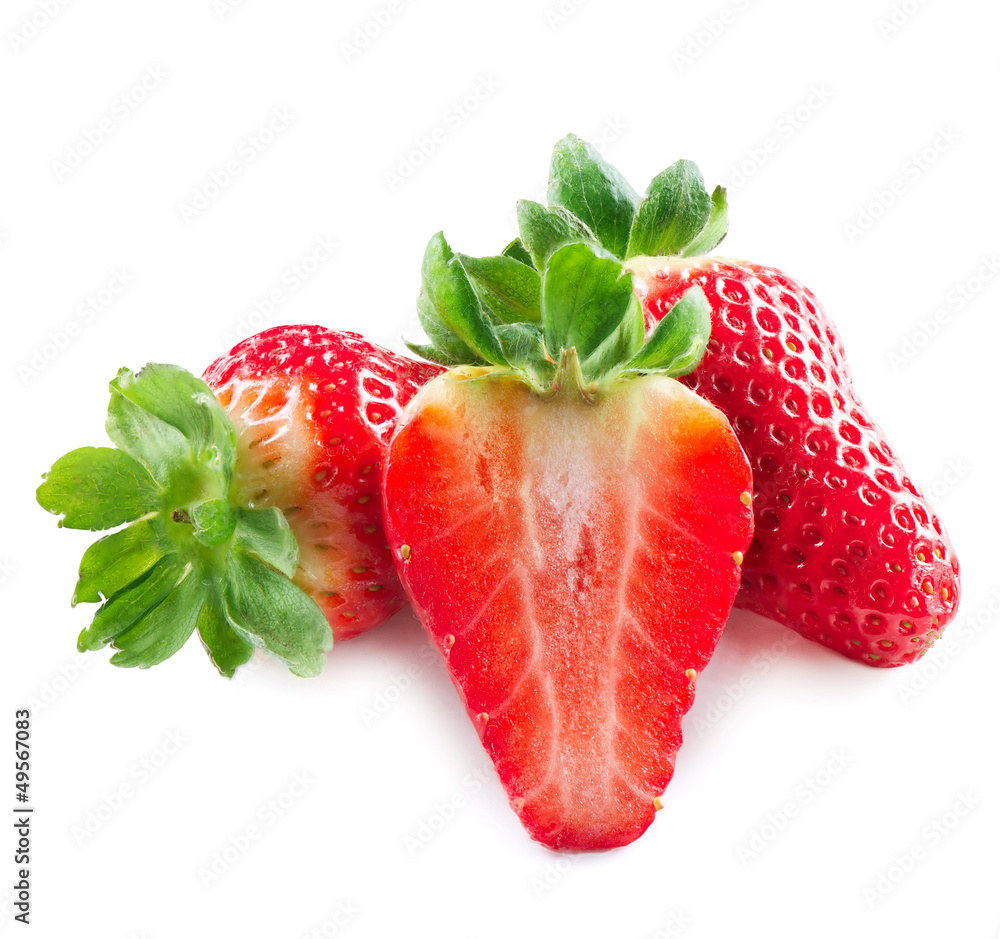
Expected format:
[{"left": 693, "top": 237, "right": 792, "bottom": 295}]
[
  {"left": 383, "top": 368, "right": 753, "bottom": 849},
  {"left": 204, "top": 325, "right": 442, "bottom": 640}
]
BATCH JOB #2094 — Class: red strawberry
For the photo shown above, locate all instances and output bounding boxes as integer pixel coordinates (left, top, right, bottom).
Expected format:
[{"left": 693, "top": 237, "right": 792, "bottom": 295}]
[
  {"left": 203, "top": 325, "right": 441, "bottom": 639},
  {"left": 528, "top": 134, "right": 960, "bottom": 667},
  {"left": 628, "top": 258, "right": 960, "bottom": 666},
  {"left": 37, "top": 325, "right": 439, "bottom": 676},
  {"left": 383, "top": 234, "right": 753, "bottom": 849}
]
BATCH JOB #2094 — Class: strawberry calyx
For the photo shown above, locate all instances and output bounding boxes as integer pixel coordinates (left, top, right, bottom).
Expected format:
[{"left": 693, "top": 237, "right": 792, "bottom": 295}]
[
  {"left": 407, "top": 230, "right": 712, "bottom": 394},
  {"left": 407, "top": 133, "right": 733, "bottom": 392},
  {"left": 547, "top": 133, "right": 730, "bottom": 262},
  {"left": 36, "top": 364, "right": 332, "bottom": 678}
]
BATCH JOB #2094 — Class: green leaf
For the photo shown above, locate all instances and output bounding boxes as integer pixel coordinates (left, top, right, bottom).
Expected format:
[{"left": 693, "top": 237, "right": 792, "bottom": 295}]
[
  {"left": 541, "top": 242, "right": 636, "bottom": 364},
  {"left": 457, "top": 253, "right": 542, "bottom": 324},
  {"left": 682, "top": 184, "right": 729, "bottom": 257},
  {"left": 547, "top": 135, "right": 639, "bottom": 260},
  {"left": 112, "top": 364, "right": 233, "bottom": 459},
  {"left": 580, "top": 295, "right": 645, "bottom": 383},
  {"left": 78, "top": 554, "right": 186, "bottom": 652},
  {"left": 626, "top": 160, "right": 711, "bottom": 259},
  {"left": 106, "top": 366, "right": 235, "bottom": 497},
  {"left": 223, "top": 552, "right": 332, "bottom": 678},
  {"left": 623, "top": 286, "right": 712, "bottom": 376},
  {"left": 196, "top": 598, "right": 255, "bottom": 679},
  {"left": 233, "top": 507, "right": 299, "bottom": 578},
  {"left": 73, "top": 517, "right": 167, "bottom": 605},
  {"left": 494, "top": 323, "right": 555, "bottom": 391},
  {"left": 494, "top": 322, "right": 544, "bottom": 364},
  {"left": 403, "top": 340, "right": 461, "bottom": 367},
  {"left": 415, "top": 293, "right": 485, "bottom": 366},
  {"left": 191, "top": 498, "right": 236, "bottom": 547},
  {"left": 106, "top": 378, "right": 195, "bottom": 491},
  {"left": 502, "top": 238, "right": 534, "bottom": 268},
  {"left": 420, "top": 233, "right": 507, "bottom": 365},
  {"left": 108, "top": 575, "right": 205, "bottom": 669},
  {"left": 37, "top": 447, "right": 161, "bottom": 531},
  {"left": 517, "top": 199, "right": 598, "bottom": 270}
]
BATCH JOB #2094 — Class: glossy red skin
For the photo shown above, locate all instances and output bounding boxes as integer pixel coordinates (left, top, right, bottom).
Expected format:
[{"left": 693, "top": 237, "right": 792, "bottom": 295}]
[
  {"left": 629, "top": 257, "right": 960, "bottom": 666},
  {"left": 383, "top": 368, "right": 753, "bottom": 849},
  {"left": 204, "top": 325, "right": 442, "bottom": 640}
]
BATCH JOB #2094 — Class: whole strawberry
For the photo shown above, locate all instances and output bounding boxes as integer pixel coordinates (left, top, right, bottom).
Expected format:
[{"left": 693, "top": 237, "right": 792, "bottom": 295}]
[
  {"left": 37, "top": 325, "right": 440, "bottom": 675},
  {"left": 203, "top": 326, "right": 441, "bottom": 640},
  {"left": 385, "top": 234, "right": 753, "bottom": 849},
  {"left": 524, "top": 135, "right": 960, "bottom": 666}
]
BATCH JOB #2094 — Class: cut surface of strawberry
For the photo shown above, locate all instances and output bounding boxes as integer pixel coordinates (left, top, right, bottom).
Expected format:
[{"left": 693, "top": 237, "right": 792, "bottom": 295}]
[
  {"left": 204, "top": 326, "right": 441, "bottom": 640},
  {"left": 384, "top": 233, "right": 753, "bottom": 848}
]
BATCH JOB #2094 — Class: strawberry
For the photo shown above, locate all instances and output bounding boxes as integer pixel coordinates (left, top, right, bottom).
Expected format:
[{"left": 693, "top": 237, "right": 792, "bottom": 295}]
[
  {"left": 522, "top": 135, "right": 960, "bottom": 667},
  {"left": 629, "top": 258, "right": 960, "bottom": 666},
  {"left": 203, "top": 325, "right": 441, "bottom": 640},
  {"left": 383, "top": 233, "right": 753, "bottom": 849},
  {"left": 37, "top": 325, "right": 439, "bottom": 676}
]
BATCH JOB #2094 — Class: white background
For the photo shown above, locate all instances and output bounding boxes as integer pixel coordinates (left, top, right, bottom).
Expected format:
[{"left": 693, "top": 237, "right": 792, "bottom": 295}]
[{"left": 2, "top": 1, "right": 998, "bottom": 937}]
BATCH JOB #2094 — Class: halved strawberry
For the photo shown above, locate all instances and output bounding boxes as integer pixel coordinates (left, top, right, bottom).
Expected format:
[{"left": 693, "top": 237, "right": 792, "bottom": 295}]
[
  {"left": 384, "top": 234, "right": 753, "bottom": 849},
  {"left": 508, "top": 135, "right": 960, "bottom": 667},
  {"left": 37, "top": 326, "right": 440, "bottom": 675},
  {"left": 203, "top": 326, "right": 441, "bottom": 639}
]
